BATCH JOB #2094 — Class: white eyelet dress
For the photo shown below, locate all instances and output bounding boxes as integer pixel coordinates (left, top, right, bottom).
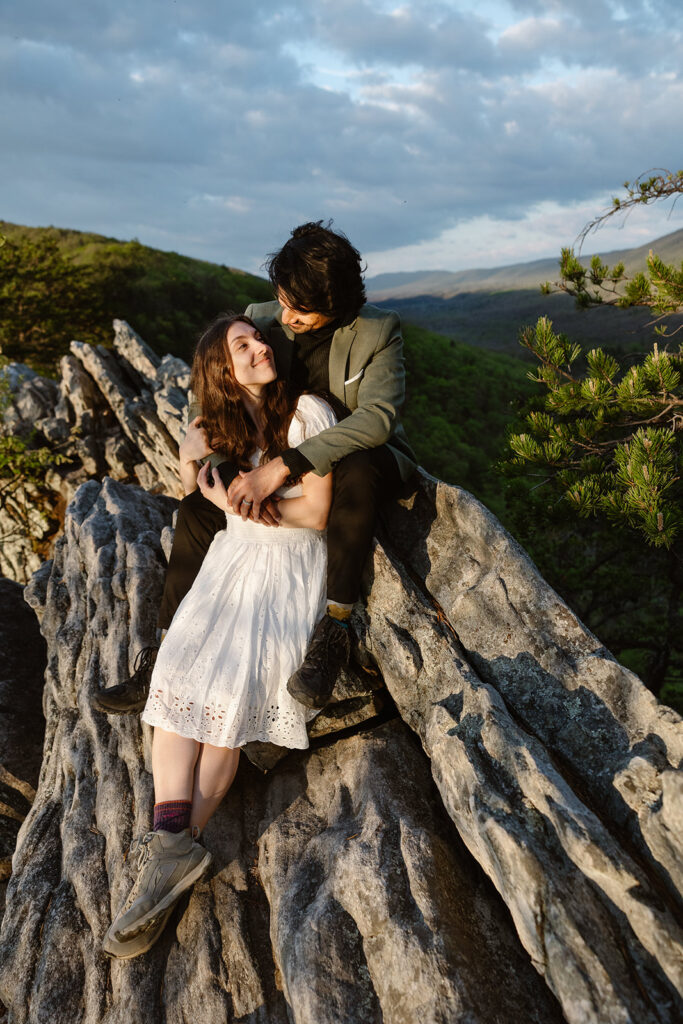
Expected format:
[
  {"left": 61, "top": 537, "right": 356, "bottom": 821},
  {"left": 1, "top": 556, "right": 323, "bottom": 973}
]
[{"left": 141, "top": 394, "right": 336, "bottom": 750}]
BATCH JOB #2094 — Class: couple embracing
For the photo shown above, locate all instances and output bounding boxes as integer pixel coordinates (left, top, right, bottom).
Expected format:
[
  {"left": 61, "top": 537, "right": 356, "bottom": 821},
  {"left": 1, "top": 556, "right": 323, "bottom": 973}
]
[{"left": 96, "top": 220, "right": 417, "bottom": 958}]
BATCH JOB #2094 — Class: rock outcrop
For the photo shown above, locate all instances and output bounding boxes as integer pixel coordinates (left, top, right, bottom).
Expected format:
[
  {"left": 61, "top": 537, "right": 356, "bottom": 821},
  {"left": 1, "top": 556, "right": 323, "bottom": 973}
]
[
  {"left": 382, "top": 482, "right": 683, "bottom": 905},
  {"left": 0, "top": 472, "right": 680, "bottom": 1023},
  {"left": 0, "top": 323, "right": 189, "bottom": 583},
  {"left": 0, "top": 478, "right": 565, "bottom": 1024},
  {"left": 363, "top": 529, "right": 683, "bottom": 1022},
  {"left": 0, "top": 323, "right": 681, "bottom": 1023}
]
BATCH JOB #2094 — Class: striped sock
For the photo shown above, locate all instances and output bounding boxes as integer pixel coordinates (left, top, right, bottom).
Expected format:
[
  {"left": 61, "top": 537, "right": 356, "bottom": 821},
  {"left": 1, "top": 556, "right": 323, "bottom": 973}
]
[{"left": 153, "top": 800, "right": 192, "bottom": 834}]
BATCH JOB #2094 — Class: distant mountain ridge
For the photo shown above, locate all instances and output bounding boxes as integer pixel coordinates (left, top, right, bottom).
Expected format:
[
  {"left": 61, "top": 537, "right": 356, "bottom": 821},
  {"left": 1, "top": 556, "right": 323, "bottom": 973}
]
[{"left": 367, "top": 227, "right": 683, "bottom": 300}]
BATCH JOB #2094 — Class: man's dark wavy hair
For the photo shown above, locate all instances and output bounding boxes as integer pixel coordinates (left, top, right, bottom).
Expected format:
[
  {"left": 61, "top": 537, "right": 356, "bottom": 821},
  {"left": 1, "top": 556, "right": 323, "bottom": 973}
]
[{"left": 265, "top": 220, "right": 366, "bottom": 321}]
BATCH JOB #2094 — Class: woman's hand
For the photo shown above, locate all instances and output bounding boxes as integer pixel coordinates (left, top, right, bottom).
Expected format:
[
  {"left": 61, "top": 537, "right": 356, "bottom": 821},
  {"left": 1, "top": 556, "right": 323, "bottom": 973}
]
[
  {"left": 179, "top": 416, "right": 213, "bottom": 463},
  {"left": 197, "top": 462, "right": 233, "bottom": 513},
  {"left": 178, "top": 417, "right": 213, "bottom": 495}
]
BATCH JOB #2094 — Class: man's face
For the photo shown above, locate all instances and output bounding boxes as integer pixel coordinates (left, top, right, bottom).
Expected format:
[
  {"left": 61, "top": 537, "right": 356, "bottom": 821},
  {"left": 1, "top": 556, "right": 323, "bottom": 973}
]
[{"left": 277, "top": 290, "right": 334, "bottom": 334}]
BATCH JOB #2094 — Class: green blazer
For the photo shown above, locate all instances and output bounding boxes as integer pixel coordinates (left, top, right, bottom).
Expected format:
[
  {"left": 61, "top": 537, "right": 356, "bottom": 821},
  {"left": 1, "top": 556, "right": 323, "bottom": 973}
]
[
  {"left": 244, "top": 300, "right": 416, "bottom": 481},
  {"left": 192, "top": 301, "right": 417, "bottom": 481}
]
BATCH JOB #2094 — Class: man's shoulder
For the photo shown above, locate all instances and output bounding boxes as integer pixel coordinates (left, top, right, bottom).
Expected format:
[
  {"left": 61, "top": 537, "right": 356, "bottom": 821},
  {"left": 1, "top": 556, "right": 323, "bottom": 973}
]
[
  {"left": 348, "top": 303, "right": 401, "bottom": 347},
  {"left": 245, "top": 299, "right": 281, "bottom": 323},
  {"left": 354, "top": 303, "right": 399, "bottom": 326}
]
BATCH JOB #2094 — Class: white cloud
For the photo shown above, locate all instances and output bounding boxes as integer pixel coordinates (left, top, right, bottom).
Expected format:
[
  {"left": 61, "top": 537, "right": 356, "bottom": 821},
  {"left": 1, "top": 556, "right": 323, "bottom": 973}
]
[
  {"left": 1, "top": 0, "right": 682, "bottom": 274},
  {"left": 364, "top": 195, "right": 683, "bottom": 275}
]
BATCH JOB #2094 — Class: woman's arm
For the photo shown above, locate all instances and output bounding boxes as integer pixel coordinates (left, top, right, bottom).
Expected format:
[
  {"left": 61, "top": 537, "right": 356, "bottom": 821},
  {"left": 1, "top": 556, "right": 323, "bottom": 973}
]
[
  {"left": 179, "top": 459, "right": 199, "bottom": 496},
  {"left": 197, "top": 463, "right": 332, "bottom": 531},
  {"left": 275, "top": 469, "right": 333, "bottom": 531}
]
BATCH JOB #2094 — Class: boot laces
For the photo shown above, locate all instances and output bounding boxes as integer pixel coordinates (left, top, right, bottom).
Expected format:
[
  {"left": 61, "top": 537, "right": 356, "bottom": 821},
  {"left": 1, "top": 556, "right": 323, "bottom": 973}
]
[
  {"left": 307, "top": 617, "right": 349, "bottom": 669},
  {"left": 133, "top": 646, "right": 158, "bottom": 675},
  {"left": 126, "top": 832, "right": 155, "bottom": 870}
]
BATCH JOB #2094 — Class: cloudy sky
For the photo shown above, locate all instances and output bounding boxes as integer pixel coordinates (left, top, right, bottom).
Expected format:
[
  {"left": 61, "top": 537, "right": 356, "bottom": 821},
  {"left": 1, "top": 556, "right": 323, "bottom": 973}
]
[{"left": 2, "top": 0, "right": 683, "bottom": 277}]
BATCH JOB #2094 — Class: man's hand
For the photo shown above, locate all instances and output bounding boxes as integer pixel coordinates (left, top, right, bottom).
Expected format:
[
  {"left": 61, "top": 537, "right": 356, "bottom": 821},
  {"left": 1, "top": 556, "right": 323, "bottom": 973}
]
[
  {"left": 179, "top": 416, "right": 213, "bottom": 463},
  {"left": 198, "top": 464, "right": 282, "bottom": 526},
  {"left": 227, "top": 456, "right": 290, "bottom": 521}
]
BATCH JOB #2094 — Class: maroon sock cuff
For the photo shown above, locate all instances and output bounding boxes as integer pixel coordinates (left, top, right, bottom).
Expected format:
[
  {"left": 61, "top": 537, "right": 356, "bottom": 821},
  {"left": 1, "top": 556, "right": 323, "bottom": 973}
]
[{"left": 153, "top": 799, "right": 192, "bottom": 833}]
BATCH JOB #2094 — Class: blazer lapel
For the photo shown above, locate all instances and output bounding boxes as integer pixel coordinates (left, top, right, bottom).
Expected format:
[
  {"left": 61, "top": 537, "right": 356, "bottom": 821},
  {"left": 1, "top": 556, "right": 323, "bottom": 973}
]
[
  {"left": 329, "top": 321, "right": 357, "bottom": 403},
  {"left": 269, "top": 312, "right": 294, "bottom": 381}
]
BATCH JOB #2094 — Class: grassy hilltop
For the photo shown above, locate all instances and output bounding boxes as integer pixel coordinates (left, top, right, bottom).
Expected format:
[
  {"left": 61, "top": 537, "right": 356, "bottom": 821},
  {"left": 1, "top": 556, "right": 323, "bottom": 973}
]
[{"left": 0, "top": 220, "right": 274, "bottom": 370}]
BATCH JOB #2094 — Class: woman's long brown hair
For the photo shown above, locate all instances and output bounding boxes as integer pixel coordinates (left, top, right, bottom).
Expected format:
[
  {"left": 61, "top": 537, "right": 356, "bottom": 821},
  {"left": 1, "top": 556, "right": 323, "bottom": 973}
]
[{"left": 190, "top": 313, "right": 299, "bottom": 471}]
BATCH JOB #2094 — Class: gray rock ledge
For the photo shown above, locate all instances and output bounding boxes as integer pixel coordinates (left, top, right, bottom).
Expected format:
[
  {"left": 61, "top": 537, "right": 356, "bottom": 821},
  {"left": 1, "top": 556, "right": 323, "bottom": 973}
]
[{"left": 0, "top": 478, "right": 569, "bottom": 1024}]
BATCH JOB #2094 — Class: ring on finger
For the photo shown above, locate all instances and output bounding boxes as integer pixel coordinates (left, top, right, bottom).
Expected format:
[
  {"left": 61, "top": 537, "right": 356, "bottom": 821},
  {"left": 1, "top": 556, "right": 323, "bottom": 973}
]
[{"left": 241, "top": 498, "right": 253, "bottom": 506}]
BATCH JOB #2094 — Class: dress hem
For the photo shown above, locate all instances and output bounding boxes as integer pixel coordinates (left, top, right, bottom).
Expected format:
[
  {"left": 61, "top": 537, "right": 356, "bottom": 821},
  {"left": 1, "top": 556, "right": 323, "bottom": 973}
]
[{"left": 141, "top": 713, "right": 311, "bottom": 751}]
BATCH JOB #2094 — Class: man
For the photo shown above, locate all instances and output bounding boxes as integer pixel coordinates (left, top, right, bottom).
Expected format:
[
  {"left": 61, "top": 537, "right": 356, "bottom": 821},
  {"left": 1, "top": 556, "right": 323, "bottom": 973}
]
[{"left": 93, "top": 221, "right": 416, "bottom": 715}]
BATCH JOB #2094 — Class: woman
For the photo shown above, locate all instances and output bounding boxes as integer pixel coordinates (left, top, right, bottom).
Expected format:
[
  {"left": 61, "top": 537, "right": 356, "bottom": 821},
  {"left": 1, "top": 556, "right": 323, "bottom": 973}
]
[{"left": 104, "top": 312, "right": 335, "bottom": 958}]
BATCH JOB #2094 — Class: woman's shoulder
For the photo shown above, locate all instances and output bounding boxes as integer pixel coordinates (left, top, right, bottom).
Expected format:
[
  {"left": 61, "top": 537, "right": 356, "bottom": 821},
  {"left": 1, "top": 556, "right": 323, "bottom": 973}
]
[
  {"left": 289, "top": 393, "right": 337, "bottom": 443},
  {"left": 295, "top": 393, "right": 335, "bottom": 419}
]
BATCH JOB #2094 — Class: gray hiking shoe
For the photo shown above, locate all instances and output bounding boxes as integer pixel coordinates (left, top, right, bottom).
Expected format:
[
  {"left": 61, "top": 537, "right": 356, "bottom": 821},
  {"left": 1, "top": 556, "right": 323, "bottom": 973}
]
[
  {"left": 110, "top": 829, "right": 212, "bottom": 942},
  {"left": 102, "top": 901, "right": 176, "bottom": 959}
]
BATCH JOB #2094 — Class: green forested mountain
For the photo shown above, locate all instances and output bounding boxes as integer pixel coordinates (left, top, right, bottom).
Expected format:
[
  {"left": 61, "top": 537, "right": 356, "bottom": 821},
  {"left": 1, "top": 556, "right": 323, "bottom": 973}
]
[
  {"left": 373, "top": 287, "right": 683, "bottom": 357},
  {"left": 0, "top": 220, "right": 534, "bottom": 512},
  {"left": 0, "top": 220, "right": 273, "bottom": 371},
  {"left": 368, "top": 228, "right": 683, "bottom": 356},
  {"left": 402, "top": 322, "right": 681, "bottom": 705},
  {"left": 367, "top": 227, "right": 683, "bottom": 299},
  {"left": 401, "top": 323, "right": 531, "bottom": 517}
]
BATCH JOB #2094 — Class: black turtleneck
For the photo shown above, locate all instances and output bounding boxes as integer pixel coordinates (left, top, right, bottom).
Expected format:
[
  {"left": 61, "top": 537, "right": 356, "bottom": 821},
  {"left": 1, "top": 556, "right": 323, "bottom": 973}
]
[{"left": 280, "top": 318, "right": 351, "bottom": 478}]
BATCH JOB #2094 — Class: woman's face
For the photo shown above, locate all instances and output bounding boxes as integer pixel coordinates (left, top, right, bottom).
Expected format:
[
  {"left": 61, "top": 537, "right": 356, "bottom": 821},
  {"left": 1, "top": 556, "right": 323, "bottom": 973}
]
[{"left": 226, "top": 321, "right": 276, "bottom": 391}]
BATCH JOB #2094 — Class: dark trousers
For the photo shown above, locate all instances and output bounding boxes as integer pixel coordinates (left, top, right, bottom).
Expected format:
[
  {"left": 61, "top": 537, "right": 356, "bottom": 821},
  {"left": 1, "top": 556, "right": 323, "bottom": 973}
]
[{"left": 157, "top": 445, "right": 405, "bottom": 630}]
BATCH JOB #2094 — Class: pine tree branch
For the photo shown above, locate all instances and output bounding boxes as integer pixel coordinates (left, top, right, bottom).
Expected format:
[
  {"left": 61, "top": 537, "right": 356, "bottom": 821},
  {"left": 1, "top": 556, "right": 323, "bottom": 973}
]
[{"left": 577, "top": 169, "right": 683, "bottom": 248}]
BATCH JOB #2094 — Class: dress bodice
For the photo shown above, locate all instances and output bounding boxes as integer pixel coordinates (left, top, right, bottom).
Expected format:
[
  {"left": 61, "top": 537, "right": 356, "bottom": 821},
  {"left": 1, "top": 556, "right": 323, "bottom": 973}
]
[{"left": 249, "top": 393, "right": 336, "bottom": 500}]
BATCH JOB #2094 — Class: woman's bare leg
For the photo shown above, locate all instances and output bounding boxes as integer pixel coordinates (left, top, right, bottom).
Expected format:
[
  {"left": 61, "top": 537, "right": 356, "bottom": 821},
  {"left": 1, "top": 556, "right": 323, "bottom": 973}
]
[
  {"left": 151, "top": 728, "right": 239, "bottom": 830},
  {"left": 189, "top": 743, "right": 240, "bottom": 831},
  {"left": 152, "top": 726, "right": 201, "bottom": 802}
]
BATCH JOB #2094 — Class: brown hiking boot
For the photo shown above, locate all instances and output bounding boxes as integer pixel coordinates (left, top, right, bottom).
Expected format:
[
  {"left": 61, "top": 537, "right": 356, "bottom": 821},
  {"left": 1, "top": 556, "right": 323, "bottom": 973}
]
[
  {"left": 286, "top": 614, "right": 351, "bottom": 709},
  {"left": 91, "top": 646, "right": 158, "bottom": 714}
]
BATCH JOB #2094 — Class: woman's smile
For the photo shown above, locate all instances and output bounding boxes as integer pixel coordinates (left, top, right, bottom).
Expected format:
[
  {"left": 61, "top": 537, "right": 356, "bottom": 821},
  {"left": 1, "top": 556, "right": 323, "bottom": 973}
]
[{"left": 225, "top": 321, "right": 277, "bottom": 390}]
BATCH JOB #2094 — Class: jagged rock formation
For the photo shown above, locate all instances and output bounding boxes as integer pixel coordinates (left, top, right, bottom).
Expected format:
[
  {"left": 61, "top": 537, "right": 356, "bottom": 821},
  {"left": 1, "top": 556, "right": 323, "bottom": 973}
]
[
  {"left": 0, "top": 322, "right": 188, "bottom": 582},
  {"left": 366, "top": 511, "right": 683, "bottom": 1021},
  {"left": 0, "top": 477, "right": 565, "bottom": 1024},
  {"left": 0, "top": 323, "right": 681, "bottom": 1023},
  {"left": 0, "top": 472, "right": 681, "bottom": 1023},
  {"left": 381, "top": 483, "right": 683, "bottom": 908}
]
